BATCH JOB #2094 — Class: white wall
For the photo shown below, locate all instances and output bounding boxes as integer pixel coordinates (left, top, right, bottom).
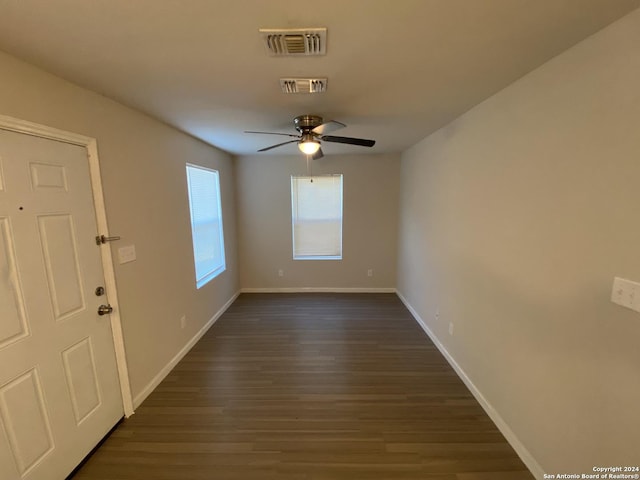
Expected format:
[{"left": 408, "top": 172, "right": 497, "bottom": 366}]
[
  {"left": 236, "top": 153, "right": 400, "bottom": 290},
  {"left": 397, "top": 10, "right": 640, "bottom": 473},
  {"left": 0, "top": 51, "right": 239, "bottom": 404}
]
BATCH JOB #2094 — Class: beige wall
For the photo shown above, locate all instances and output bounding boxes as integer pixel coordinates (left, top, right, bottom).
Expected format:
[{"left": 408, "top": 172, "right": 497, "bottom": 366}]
[
  {"left": 236, "top": 154, "right": 400, "bottom": 290},
  {"left": 398, "top": 10, "right": 640, "bottom": 474},
  {"left": 0, "top": 51, "right": 239, "bottom": 403}
]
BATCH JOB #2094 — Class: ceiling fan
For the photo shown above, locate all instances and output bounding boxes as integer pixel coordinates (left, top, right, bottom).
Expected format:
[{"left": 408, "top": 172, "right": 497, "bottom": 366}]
[{"left": 245, "top": 115, "right": 375, "bottom": 159}]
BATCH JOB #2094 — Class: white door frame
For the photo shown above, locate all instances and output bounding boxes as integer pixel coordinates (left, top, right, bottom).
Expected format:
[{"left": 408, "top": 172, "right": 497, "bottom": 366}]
[{"left": 0, "top": 114, "right": 134, "bottom": 417}]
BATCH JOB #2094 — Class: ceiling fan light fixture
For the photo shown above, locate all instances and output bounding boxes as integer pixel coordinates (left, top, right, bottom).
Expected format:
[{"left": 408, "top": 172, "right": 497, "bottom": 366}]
[
  {"left": 246, "top": 115, "right": 375, "bottom": 154},
  {"left": 298, "top": 139, "right": 320, "bottom": 155}
]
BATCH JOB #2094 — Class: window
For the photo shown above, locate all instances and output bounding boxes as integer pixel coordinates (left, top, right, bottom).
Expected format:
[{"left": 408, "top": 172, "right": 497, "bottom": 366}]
[
  {"left": 291, "top": 175, "right": 343, "bottom": 260},
  {"left": 186, "top": 164, "right": 226, "bottom": 288}
]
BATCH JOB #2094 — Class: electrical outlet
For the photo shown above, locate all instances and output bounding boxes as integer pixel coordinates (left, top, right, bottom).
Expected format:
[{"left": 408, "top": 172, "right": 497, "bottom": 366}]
[
  {"left": 448, "top": 322, "right": 454, "bottom": 336},
  {"left": 278, "top": 269, "right": 284, "bottom": 277},
  {"left": 367, "top": 269, "right": 373, "bottom": 277},
  {"left": 180, "top": 315, "right": 187, "bottom": 329}
]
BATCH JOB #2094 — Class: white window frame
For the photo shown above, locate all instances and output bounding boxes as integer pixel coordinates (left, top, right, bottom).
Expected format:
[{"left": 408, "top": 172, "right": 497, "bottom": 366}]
[
  {"left": 291, "top": 174, "right": 343, "bottom": 260},
  {"left": 186, "top": 164, "right": 226, "bottom": 288}
]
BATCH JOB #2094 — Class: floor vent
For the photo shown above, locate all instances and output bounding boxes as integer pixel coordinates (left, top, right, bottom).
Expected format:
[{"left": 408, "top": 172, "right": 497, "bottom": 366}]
[
  {"left": 280, "top": 78, "right": 327, "bottom": 94},
  {"left": 260, "top": 28, "right": 327, "bottom": 56}
]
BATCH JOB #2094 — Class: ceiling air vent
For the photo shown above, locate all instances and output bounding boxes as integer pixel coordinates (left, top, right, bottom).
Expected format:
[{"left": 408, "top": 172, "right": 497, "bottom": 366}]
[
  {"left": 280, "top": 78, "right": 327, "bottom": 94},
  {"left": 260, "top": 28, "right": 327, "bottom": 56}
]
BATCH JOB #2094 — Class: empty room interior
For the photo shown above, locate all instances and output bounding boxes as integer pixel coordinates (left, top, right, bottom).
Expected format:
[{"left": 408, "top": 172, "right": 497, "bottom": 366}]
[{"left": 0, "top": 1, "right": 639, "bottom": 479}]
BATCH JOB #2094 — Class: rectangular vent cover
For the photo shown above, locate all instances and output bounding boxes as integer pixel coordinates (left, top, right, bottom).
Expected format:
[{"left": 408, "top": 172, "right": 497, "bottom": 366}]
[
  {"left": 260, "top": 28, "right": 326, "bottom": 56},
  {"left": 280, "top": 78, "right": 327, "bottom": 94}
]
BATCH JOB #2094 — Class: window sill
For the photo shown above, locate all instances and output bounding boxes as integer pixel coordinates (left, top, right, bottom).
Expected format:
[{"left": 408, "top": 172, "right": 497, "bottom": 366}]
[{"left": 293, "top": 256, "right": 342, "bottom": 261}]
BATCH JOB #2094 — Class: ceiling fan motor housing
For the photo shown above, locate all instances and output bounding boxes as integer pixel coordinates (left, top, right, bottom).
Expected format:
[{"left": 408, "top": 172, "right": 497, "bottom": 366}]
[
  {"left": 246, "top": 115, "right": 374, "bottom": 154},
  {"left": 294, "top": 115, "right": 323, "bottom": 133}
]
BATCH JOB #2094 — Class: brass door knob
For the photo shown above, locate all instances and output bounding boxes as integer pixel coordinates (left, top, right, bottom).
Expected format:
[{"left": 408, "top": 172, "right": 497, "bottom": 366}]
[{"left": 97, "top": 304, "right": 113, "bottom": 316}]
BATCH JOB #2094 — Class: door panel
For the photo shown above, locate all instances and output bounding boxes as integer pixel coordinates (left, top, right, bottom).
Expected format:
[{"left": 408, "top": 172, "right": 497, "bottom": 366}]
[
  {"left": 61, "top": 337, "right": 102, "bottom": 424},
  {"left": 0, "top": 218, "right": 29, "bottom": 348},
  {"left": 29, "top": 162, "right": 68, "bottom": 192},
  {"left": 0, "top": 369, "right": 55, "bottom": 477},
  {"left": 37, "top": 214, "right": 85, "bottom": 320},
  {"left": 0, "top": 129, "right": 123, "bottom": 479}
]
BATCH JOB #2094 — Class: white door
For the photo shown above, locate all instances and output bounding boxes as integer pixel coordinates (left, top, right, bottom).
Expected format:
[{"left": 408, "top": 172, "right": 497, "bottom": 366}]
[{"left": 0, "top": 129, "right": 123, "bottom": 479}]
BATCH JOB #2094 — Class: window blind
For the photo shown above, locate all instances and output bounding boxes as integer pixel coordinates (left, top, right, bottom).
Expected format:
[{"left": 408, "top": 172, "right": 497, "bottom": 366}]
[
  {"left": 291, "top": 175, "right": 343, "bottom": 259},
  {"left": 186, "top": 164, "right": 226, "bottom": 288}
]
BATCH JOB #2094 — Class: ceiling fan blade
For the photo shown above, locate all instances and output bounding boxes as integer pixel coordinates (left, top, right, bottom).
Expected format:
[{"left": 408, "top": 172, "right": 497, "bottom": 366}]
[
  {"left": 312, "top": 147, "right": 324, "bottom": 160},
  {"left": 245, "top": 130, "right": 300, "bottom": 138},
  {"left": 257, "top": 140, "right": 298, "bottom": 152},
  {"left": 311, "top": 120, "right": 346, "bottom": 135},
  {"left": 320, "top": 135, "right": 375, "bottom": 147}
]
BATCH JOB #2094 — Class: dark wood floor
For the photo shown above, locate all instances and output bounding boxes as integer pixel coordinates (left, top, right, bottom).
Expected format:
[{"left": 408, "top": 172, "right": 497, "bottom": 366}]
[{"left": 72, "top": 293, "right": 534, "bottom": 480}]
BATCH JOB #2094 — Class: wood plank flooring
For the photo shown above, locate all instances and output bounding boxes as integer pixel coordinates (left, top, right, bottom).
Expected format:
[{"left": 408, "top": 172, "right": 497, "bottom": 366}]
[{"left": 72, "top": 293, "right": 534, "bottom": 480}]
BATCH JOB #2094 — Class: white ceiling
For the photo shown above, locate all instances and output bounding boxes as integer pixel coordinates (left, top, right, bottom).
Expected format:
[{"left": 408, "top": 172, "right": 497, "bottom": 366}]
[{"left": 0, "top": 0, "right": 638, "bottom": 156}]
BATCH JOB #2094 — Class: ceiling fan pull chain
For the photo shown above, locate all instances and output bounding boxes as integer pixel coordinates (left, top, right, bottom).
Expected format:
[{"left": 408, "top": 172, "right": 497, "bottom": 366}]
[{"left": 306, "top": 155, "right": 314, "bottom": 182}]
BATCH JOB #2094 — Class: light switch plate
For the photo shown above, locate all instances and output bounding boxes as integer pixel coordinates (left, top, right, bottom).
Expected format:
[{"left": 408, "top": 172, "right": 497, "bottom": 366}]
[
  {"left": 118, "top": 245, "right": 136, "bottom": 264},
  {"left": 611, "top": 277, "right": 626, "bottom": 306},
  {"left": 611, "top": 277, "right": 640, "bottom": 313},
  {"left": 630, "top": 282, "right": 640, "bottom": 314}
]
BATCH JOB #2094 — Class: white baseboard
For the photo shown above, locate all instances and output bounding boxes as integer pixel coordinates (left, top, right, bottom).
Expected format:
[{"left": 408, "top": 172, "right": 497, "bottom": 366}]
[
  {"left": 132, "top": 290, "right": 241, "bottom": 409},
  {"left": 240, "top": 287, "right": 397, "bottom": 293},
  {"left": 395, "top": 290, "right": 545, "bottom": 479}
]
